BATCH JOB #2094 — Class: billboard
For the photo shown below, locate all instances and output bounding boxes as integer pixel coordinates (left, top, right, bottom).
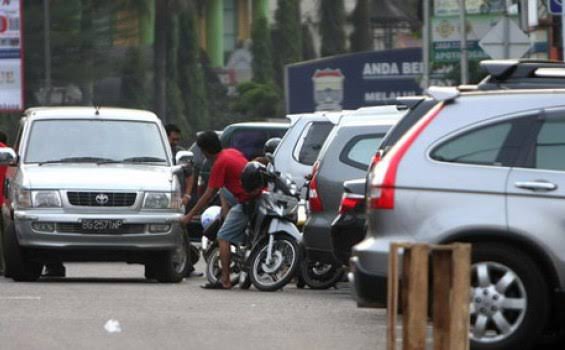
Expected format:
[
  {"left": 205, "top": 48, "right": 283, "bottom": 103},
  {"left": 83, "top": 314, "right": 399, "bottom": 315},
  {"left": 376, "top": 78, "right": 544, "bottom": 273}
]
[
  {"left": 433, "top": 0, "right": 506, "bottom": 16},
  {"left": 285, "top": 48, "right": 423, "bottom": 114},
  {"left": 0, "top": 0, "right": 23, "bottom": 111}
]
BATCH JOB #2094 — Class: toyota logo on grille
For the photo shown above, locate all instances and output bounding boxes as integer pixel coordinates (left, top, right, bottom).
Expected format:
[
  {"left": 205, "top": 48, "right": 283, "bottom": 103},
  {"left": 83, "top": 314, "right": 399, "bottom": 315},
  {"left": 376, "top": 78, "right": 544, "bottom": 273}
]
[{"left": 95, "top": 193, "right": 109, "bottom": 205}]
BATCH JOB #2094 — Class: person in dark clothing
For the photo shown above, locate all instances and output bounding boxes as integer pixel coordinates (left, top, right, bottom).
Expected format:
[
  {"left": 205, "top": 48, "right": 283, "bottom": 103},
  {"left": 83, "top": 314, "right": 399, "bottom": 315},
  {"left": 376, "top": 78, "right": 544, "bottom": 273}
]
[{"left": 165, "top": 124, "right": 202, "bottom": 278}]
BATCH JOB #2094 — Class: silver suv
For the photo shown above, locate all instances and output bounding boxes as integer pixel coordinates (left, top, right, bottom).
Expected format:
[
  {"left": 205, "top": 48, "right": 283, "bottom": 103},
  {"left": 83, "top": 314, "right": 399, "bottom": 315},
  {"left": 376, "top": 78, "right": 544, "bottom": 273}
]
[
  {"left": 0, "top": 107, "right": 189, "bottom": 283},
  {"left": 352, "top": 88, "right": 565, "bottom": 349}
]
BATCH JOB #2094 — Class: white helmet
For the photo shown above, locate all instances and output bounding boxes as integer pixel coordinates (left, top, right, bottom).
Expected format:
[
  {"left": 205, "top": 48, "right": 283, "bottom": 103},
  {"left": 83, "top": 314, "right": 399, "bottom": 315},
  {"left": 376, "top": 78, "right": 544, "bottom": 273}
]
[{"left": 201, "top": 205, "right": 221, "bottom": 230}]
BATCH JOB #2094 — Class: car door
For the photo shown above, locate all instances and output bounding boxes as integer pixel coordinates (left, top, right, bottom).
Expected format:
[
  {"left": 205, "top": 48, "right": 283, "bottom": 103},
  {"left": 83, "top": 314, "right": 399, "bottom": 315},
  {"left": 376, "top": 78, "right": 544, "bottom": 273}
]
[{"left": 506, "top": 108, "right": 565, "bottom": 257}]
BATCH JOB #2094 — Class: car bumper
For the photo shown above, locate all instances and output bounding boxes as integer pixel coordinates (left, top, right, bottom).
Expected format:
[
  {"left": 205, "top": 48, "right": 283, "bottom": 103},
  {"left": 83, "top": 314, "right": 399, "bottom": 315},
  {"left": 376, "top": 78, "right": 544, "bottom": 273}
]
[
  {"left": 13, "top": 211, "right": 184, "bottom": 251},
  {"left": 330, "top": 213, "right": 365, "bottom": 266},
  {"left": 350, "top": 235, "right": 417, "bottom": 306},
  {"left": 303, "top": 213, "right": 333, "bottom": 253}
]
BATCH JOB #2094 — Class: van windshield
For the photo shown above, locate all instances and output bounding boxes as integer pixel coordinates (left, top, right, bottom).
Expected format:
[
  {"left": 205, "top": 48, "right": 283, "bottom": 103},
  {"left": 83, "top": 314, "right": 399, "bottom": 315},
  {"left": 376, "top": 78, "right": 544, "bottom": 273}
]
[{"left": 25, "top": 119, "right": 169, "bottom": 165}]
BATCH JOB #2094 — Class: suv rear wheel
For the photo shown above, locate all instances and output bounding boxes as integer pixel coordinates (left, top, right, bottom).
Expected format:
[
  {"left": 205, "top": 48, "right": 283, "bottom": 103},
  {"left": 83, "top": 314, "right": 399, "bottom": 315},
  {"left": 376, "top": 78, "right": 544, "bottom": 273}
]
[
  {"left": 3, "top": 223, "right": 42, "bottom": 282},
  {"left": 470, "top": 243, "right": 549, "bottom": 350}
]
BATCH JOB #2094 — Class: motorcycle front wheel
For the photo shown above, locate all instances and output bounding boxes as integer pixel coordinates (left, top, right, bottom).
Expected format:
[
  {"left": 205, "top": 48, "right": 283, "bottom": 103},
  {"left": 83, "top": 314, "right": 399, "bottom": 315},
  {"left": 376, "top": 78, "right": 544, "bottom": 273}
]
[{"left": 249, "top": 234, "right": 300, "bottom": 292}]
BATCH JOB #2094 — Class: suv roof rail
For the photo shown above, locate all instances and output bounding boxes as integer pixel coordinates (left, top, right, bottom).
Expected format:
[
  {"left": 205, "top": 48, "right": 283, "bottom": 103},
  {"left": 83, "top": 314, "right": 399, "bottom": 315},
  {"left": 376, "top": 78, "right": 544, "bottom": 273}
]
[
  {"left": 426, "top": 86, "right": 460, "bottom": 102},
  {"left": 478, "top": 59, "right": 565, "bottom": 89}
]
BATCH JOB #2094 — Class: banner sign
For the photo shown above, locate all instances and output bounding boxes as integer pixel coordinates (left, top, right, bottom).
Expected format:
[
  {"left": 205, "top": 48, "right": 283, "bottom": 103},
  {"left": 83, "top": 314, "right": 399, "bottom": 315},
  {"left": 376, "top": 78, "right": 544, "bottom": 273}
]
[
  {"left": 0, "top": 0, "right": 23, "bottom": 111},
  {"left": 285, "top": 48, "right": 423, "bottom": 114},
  {"left": 434, "top": 0, "right": 506, "bottom": 16},
  {"left": 432, "top": 15, "right": 517, "bottom": 63}
]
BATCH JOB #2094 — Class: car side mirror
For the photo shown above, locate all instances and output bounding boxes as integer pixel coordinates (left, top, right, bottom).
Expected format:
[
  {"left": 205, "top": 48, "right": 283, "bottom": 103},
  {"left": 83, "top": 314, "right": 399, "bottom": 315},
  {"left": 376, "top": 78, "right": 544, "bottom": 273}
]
[
  {"left": 0, "top": 147, "right": 17, "bottom": 165},
  {"left": 175, "top": 150, "right": 194, "bottom": 166}
]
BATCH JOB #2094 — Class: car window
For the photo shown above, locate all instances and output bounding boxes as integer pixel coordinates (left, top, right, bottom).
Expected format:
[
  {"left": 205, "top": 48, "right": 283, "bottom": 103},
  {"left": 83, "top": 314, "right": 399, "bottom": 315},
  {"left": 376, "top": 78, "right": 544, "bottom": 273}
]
[
  {"left": 293, "top": 121, "right": 333, "bottom": 165},
  {"left": 533, "top": 120, "right": 565, "bottom": 171},
  {"left": 229, "top": 130, "right": 271, "bottom": 160},
  {"left": 341, "top": 134, "right": 385, "bottom": 170},
  {"left": 431, "top": 117, "right": 532, "bottom": 167}
]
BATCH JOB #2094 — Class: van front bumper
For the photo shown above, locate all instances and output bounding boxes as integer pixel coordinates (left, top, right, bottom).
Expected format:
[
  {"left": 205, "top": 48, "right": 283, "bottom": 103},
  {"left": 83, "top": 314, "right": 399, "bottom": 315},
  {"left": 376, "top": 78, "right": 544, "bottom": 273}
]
[{"left": 13, "top": 211, "right": 184, "bottom": 251}]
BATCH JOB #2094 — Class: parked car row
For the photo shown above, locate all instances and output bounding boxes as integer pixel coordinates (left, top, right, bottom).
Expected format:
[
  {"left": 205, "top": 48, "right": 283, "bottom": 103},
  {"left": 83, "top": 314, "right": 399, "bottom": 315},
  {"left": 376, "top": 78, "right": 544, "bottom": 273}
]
[{"left": 258, "top": 59, "right": 565, "bottom": 350}]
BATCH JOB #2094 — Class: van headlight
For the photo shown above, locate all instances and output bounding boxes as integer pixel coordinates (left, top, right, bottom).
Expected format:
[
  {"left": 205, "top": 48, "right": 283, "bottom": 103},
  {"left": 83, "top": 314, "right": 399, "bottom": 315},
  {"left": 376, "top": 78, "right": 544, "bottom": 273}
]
[
  {"left": 32, "top": 191, "right": 62, "bottom": 208},
  {"left": 15, "top": 189, "right": 61, "bottom": 209},
  {"left": 143, "top": 192, "right": 181, "bottom": 209}
]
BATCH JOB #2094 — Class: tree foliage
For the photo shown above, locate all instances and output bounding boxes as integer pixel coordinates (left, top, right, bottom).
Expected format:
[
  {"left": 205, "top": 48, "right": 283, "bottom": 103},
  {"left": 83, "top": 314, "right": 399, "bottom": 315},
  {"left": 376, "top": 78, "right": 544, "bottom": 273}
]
[
  {"left": 272, "top": 0, "right": 302, "bottom": 87},
  {"left": 349, "top": 0, "right": 372, "bottom": 52},
  {"left": 251, "top": 16, "right": 274, "bottom": 84},
  {"left": 232, "top": 81, "right": 280, "bottom": 120},
  {"left": 120, "top": 46, "right": 149, "bottom": 109},
  {"left": 178, "top": 3, "right": 209, "bottom": 133},
  {"left": 319, "top": 0, "right": 346, "bottom": 57}
]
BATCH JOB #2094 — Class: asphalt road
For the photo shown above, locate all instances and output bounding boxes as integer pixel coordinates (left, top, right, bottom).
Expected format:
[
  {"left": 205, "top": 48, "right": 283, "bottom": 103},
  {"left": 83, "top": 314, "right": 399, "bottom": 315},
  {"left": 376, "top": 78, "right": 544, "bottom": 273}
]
[{"left": 0, "top": 262, "right": 387, "bottom": 350}]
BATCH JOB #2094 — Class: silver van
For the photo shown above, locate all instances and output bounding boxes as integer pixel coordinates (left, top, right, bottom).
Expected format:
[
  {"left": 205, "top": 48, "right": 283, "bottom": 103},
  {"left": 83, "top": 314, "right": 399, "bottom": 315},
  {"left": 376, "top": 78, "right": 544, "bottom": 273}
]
[
  {"left": 0, "top": 107, "right": 189, "bottom": 282},
  {"left": 353, "top": 88, "right": 565, "bottom": 349}
]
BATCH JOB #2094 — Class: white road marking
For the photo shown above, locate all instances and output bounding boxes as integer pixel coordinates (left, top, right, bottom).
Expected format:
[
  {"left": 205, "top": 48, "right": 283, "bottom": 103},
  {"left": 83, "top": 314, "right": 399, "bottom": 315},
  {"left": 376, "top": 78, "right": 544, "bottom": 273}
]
[
  {"left": 104, "top": 319, "right": 122, "bottom": 333},
  {"left": 0, "top": 296, "right": 41, "bottom": 300}
]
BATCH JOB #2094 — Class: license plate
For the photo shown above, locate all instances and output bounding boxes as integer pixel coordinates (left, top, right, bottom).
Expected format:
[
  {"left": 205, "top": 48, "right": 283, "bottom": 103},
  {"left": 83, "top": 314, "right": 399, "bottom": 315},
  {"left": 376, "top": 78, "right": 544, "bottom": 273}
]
[{"left": 81, "top": 219, "right": 123, "bottom": 232}]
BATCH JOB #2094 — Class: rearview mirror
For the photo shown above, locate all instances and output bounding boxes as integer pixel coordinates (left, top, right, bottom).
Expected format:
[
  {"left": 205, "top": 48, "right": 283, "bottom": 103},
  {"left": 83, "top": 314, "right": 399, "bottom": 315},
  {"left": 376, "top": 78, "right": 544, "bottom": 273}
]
[
  {"left": 175, "top": 150, "right": 194, "bottom": 166},
  {"left": 0, "top": 147, "right": 17, "bottom": 166}
]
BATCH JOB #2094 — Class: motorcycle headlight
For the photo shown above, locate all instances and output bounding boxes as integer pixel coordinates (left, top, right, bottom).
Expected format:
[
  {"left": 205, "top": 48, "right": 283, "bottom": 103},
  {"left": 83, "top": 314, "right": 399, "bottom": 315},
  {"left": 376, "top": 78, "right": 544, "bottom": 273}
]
[
  {"left": 32, "top": 191, "right": 62, "bottom": 208},
  {"left": 143, "top": 192, "right": 181, "bottom": 209}
]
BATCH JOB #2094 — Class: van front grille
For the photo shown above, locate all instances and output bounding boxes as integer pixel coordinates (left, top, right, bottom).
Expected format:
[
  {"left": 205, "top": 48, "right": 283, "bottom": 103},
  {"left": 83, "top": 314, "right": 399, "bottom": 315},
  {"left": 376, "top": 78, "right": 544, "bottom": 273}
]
[{"left": 67, "top": 192, "right": 137, "bottom": 207}]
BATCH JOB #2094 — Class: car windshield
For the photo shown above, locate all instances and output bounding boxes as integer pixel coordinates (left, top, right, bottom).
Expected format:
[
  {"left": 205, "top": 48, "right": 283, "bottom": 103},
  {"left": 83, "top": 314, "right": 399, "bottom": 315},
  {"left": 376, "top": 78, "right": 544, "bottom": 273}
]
[{"left": 25, "top": 119, "right": 169, "bottom": 165}]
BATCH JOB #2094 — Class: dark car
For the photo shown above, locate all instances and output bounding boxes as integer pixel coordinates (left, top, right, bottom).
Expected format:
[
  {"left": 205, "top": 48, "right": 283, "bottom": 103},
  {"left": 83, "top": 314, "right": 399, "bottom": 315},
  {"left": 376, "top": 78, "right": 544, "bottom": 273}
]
[{"left": 330, "top": 178, "right": 366, "bottom": 268}]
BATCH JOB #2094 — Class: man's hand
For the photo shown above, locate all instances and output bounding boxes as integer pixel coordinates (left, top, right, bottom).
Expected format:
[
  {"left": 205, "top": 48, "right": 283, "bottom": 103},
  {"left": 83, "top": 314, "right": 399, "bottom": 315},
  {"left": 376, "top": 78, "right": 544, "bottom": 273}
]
[
  {"left": 180, "top": 213, "right": 193, "bottom": 225},
  {"left": 181, "top": 194, "right": 191, "bottom": 206}
]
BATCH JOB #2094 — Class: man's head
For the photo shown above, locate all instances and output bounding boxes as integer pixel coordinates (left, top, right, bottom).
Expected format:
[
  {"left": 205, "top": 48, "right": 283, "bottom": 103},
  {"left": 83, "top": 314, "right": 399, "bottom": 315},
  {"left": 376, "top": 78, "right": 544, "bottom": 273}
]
[
  {"left": 197, "top": 131, "right": 222, "bottom": 158},
  {"left": 165, "top": 124, "right": 181, "bottom": 148},
  {"left": 0, "top": 131, "right": 7, "bottom": 145}
]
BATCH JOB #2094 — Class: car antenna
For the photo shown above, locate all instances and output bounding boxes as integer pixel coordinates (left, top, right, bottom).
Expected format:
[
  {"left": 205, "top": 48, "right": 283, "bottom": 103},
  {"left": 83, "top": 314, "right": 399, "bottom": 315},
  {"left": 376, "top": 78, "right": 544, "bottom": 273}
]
[{"left": 94, "top": 105, "right": 100, "bottom": 116}]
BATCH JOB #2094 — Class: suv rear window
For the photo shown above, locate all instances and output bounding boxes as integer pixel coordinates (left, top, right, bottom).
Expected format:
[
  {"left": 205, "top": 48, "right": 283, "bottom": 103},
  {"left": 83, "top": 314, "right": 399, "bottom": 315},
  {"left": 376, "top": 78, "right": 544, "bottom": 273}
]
[
  {"left": 227, "top": 128, "right": 287, "bottom": 160},
  {"left": 340, "top": 134, "right": 385, "bottom": 170},
  {"left": 293, "top": 121, "right": 333, "bottom": 165}
]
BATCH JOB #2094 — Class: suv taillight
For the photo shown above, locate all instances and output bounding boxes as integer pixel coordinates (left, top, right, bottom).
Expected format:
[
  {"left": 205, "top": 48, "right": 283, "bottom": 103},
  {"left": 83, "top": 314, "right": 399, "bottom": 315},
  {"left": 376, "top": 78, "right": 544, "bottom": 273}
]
[
  {"left": 308, "top": 161, "right": 323, "bottom": 212},
  {"left": 338, "top": 193, "right": 364, "bottom": 215},
  {"left": 369, "top": 103, "right": 444, "bottom": 210}
]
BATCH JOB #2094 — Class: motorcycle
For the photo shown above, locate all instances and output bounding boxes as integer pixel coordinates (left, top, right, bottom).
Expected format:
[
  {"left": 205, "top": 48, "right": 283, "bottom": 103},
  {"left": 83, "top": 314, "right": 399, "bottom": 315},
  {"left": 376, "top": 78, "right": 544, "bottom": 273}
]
[{"left": 205, "top": 164, "right": 302, "bottom": 292}]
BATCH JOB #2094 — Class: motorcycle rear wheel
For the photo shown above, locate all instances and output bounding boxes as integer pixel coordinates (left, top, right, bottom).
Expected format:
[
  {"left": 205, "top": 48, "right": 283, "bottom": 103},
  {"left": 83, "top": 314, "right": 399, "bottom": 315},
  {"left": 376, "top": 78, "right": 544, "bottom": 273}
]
[
  {"left": 249, "top": 234, "right": 300, "bottom": 292},
  {"left": 205, "top": 246, "right": 241, "bottom": 286},
  {"left": 300, "top": 255, "right": 344, "bottom": 290}
]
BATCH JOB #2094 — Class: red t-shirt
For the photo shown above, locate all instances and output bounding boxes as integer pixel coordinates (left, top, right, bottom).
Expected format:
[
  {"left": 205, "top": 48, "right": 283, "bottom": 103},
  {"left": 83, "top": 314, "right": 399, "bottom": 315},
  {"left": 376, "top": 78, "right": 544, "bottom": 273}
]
[
  {"left": 0, "top": 142, "right": 7, "bottom": 206},
  {"left": 208, "top": 148, "right": 252, "bottom": 203}
]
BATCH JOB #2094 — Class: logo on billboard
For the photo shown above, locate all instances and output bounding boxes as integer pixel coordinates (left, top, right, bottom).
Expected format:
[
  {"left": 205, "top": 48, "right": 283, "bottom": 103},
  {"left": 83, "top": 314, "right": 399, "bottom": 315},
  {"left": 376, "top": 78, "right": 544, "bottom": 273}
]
[{"left": 312, "top": 68, "right": 344, "bottom": 111}]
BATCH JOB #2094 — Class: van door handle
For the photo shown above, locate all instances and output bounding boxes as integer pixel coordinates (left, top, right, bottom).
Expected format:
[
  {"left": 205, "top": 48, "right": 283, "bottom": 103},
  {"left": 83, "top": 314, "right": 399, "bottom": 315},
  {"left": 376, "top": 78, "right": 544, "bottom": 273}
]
[{"left": 514, "top": 181, "right": 557, "bottom": 192}]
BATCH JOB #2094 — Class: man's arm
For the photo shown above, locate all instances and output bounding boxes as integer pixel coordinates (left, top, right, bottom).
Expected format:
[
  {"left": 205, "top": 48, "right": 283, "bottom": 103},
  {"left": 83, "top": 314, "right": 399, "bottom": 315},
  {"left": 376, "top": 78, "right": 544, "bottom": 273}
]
[{"left": 181, "top": 186, "right": 218, "bottom": 224}]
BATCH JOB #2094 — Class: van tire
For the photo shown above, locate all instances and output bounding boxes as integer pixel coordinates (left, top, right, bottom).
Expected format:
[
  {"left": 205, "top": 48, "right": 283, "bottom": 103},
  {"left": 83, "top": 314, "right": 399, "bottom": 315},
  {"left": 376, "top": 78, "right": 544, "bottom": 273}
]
[
  {"left": 470, "top": 243, "right": 549, "bottom": 350},
  {"left": 3, "top": 223, "right": 42, "bottom": 282}
]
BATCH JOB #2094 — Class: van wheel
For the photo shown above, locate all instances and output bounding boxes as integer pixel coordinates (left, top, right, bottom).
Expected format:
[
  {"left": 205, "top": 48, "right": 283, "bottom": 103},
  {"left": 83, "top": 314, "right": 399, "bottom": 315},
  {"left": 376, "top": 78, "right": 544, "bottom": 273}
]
[
  {"left": 152, "top": 239, "right": 188, "bottom": 283},
  {"left": 3, "top": 223, "right": 42, "bottom": 282},
  {"left": 470, "top": 243, "right": 549, "bottom": 350}
]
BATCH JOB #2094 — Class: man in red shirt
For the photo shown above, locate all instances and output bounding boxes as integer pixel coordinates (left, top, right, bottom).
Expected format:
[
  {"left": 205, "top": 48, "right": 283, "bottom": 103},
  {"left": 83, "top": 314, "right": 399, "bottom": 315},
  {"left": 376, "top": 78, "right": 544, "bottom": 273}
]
[{"left": 181, "top": 131, "right": 260, "bottom": 289}]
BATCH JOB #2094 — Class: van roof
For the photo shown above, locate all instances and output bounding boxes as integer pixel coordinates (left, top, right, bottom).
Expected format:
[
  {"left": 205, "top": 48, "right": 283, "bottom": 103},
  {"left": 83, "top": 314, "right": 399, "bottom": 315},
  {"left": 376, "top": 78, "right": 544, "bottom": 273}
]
[{"left": 24, "top": 106, "right": 159, "bottom": 122}]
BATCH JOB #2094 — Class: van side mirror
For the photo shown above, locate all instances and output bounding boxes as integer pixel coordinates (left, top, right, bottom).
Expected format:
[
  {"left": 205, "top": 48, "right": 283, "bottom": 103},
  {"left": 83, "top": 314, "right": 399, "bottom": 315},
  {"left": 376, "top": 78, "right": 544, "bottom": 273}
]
[
  {"left": 175, "top": 150, "right": 194, "bottom": 166},
  {"left": 0, "top": 147, "right": 17, "bottom": 165}
]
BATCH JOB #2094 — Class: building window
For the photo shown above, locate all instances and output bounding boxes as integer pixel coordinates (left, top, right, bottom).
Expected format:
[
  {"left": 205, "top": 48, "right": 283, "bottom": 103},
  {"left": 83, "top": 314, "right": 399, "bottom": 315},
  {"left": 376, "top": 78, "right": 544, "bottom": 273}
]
[{"left": 224, "top": 0, "right": 238, "bottom": 56}]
